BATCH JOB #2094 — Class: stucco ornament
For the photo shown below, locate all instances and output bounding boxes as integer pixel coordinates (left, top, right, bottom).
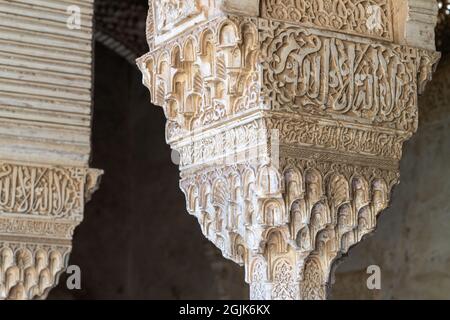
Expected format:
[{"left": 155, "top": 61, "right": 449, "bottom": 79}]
[
  {"left": 0, "top": 0, "right": 102, "bottom": 299},
  {"left": 138, "top": 0, "right": 440, "bottom": 299}
]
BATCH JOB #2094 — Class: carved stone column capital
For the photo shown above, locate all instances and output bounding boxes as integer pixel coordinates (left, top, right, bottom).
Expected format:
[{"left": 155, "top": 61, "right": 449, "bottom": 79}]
[
  {"left": 0, "top": 0, "right": 102, "bottom": 299},
  {"left": 138, "top": 0, "right": 440, "bottom": 300},
  {"left": 0, "top": 162, "right": 102, "bottom": 300}
]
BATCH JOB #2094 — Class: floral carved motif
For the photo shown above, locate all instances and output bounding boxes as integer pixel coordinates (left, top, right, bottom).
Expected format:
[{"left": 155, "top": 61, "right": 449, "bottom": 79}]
[
  {"left": 139, "top": 0, "right": 439, "bottom": 300},
  {"left": 0, "top": 0, "right": 101, "bottom": 300},
  {"left": 0, "top": 162, "right": 102, "bottom": 300},
  {"left": 0, "top": 163, "right": 100, "bottom": 220},
  {"left": 267, "top": 116, "right": 405, "bottom": 160},
  {"left": 260, "top": 22, "right": 439, "bottom": 132},
  {"left": 154, "top": 0, "right": 201, "bottom": 34},
  {"left": 261, "top": 0, "right": 393, "bottom": 40}
]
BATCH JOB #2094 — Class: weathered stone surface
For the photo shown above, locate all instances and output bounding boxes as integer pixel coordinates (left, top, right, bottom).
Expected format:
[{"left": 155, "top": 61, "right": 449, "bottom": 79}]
[
  {"left": 0, "top": 0, "right": 101, "bottom": 299},
  {"left": 331, "top": 54, "right": 450, "bottom": 300},
  {"left": 138, "top": 0, "right": 439, "bottom": 299},
  {"left": 48, "top": 45, "right": 247, "bottom": 299}
]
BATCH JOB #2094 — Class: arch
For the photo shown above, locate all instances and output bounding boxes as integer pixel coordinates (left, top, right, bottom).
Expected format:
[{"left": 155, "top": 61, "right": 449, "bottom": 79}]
[
  {"left": 34, "top": 249, "right": 48, "bottom": 274},
  {"left": 182, "top": 37, "right": 197, "bottom": 62},
  {"left": 305, "top": 169, "right": 323, "bottom": 205},
  {"left": 229, "top": 173, "right": 242, "bottom": 202},
  {"left": 5, "top": 266, "right": 19, "bottom": 291},
  {"left": 310, "top": 201, "right": 328, "bottom": 228},
  {"left": 315, "top": 227, "right": 336, "bottom": 256},
  {"left": 371, "top": 178, "right": 388, "bottom": 214},
  {"left": 15, "top": 248, "right": 32, "bottom": 269},
  {"left": 200, "top": 182, "right": 212, "bottom": 210},
  {"left": 243, "top": 168, "right": 256, "bottom": 199},
  {"left": 212, "top": 179, "right": 228, "bottom": 207},
  {"left": 337, "top": 203, "right": 353, "bottom": 232},
  {"left": 231, "top": 234, "right": 246, "bottom": 264},
  {"left": 351, "top": 175, "right": 370, "bottom": 211},
  {"left": 217, "top": 20, "right": 239, "bottom": 47},
  {"left": 170, "top": 44, "right": 182, "bottom": 68},
  {"left": 265, "top": 228, "right": 288, "bottom": 254},
  {"left": 156, "top": 51, "right": 170, "bottom": 74},
  {"left": 284, "top": 167, "right": 304, "bottom": 206},
  {"left": 8, "top": 283, "right": 26, "bottom": 300},
  {"left": 327, "top": 173, "right": 349, "bottom": 208},
  {"left": 297, "top": 225, "right": 312, "bottom": 251},
  {"left": 257, "top": 165, "right": 281, "bottom": 196},
  {"left": 262, "top": 200, "right": 284, "bottom": 226},
  {"left": 0, "top": 247, "right": 14, "bottom": 271},
  {"left": 38, "top": 268, "right": 52, "bottom": 294},
  {"left": 357, "top": 206, "right": 374, "bottom": 238},
  {"left": 198, "top": 28, "right": 214, "bottom": 56},
  {"left": 24, "top": 266, "right": 38, "bottom": 291}
]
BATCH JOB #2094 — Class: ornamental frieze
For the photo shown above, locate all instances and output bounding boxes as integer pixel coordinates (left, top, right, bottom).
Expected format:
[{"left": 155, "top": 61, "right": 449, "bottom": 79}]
[
  {"left": 260, "top": 21, "right": 439, "bottom": 132},
  {"left": 266, "top": 115, "right": 405, "bottom": 160},
  {"left": 0, "top": 162, "right": 102, "bottom": 300},
  {"left": 154, "top": 0, "right": 201, "bottom": 34},
  {"left": 175, "top": 114, "right": 404, "bottom": 172},
  {"left": 0, "top": 163, "right": 102, "bottom": 221},
  {"left": 0, "top": 217, "right": 74, "bottom": 240},
  {"left": 261, "top": 0, "right": 393, "bottom": 41}
]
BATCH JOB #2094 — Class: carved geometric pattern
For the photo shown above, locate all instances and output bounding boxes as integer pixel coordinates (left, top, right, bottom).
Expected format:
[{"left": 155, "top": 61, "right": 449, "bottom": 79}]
[
  {"left": 272, "top": 259, "right": 298, "bottom": 300},
  {"left": 0, "top": 0, "right": 101, "bottom": 300},
  {"left": 0, "top": 162, "right": 102, "bottom": 300},
  {"left": 141, "top": 17, "right": 260, "bottom": 140},
  {"left": 301, "top": 258, "right": 326, "bottom": 300},
  {"left": 179, "top": 156, "right": 396, "bottom": 299},
  {"left": 0, "top": 163, "right": 99, "bottom": 220},
  {"left": 94, "top": 0, "right": 450, "bottom": 61},
  {"left": 250, "top": 258, "right": 266, "bottom": 300},
  {"left": 261, "top": 0, "right": 393, "bottom": 41},
  {"left": 138, "top": 0, "right": 440, "bottom": 300},
  {"left": 0, "top": 242, "right": 69, "bottom": 300}
]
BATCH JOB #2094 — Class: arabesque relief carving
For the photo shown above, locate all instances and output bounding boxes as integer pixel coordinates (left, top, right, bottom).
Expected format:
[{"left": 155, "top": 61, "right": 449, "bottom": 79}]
[
  {"left": 0, "top": 162, "right": 102, "bottom": 300},
  {"left": 261, "top": 0, "right": 393, "bottom": 40},
  {"left": 0, "top": 163, "right": 99, "bottom": 220},
  {"left": 155, "top": 0, "right": 201, "bottom": 34},
  {"left": 142, "top": 16, "right": 260, "bottom": 138},
  {"left": 0, "top": 0, "right": 101, "bottom": 299},
  {"left": 138, "top": 0, "right": 440, "bottom": 299}
]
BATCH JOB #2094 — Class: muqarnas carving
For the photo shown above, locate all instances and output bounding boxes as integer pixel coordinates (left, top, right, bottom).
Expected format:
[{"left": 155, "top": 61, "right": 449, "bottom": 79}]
[
  {"left": 0, "top": 162, "right": 102, "bottom": 300},
  {"left": 138, "top": 0, "right": 439, "bottom": 299},
  {"left": 0, "top": 242, "right": 69, "bottom": 300}
]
